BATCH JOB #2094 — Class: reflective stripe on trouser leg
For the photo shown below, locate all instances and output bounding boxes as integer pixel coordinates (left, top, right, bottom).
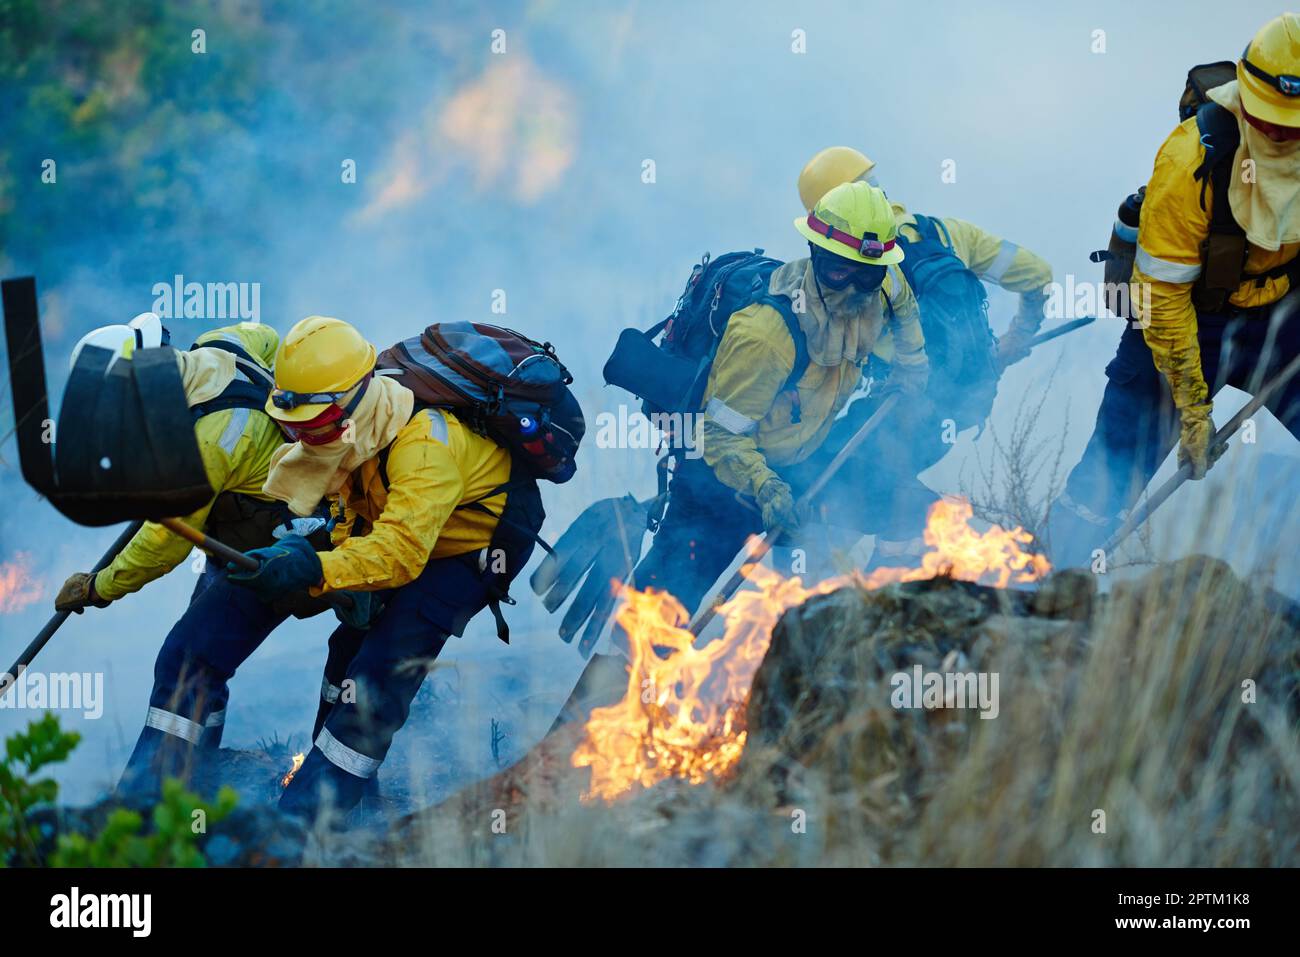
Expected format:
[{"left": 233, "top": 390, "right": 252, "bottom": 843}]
[
  {"left": 145, "top": 706, "right": 204, "bottom": 744},
  {"left": 314, "top": 727, "right": 382, "bottom": 779}
]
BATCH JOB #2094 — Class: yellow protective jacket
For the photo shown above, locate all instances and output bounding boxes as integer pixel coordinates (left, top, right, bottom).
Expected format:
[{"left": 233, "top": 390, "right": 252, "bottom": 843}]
[
  {"left": 94, "top": 325, "right": 283, "bottom": 601},
  {"left": 700, "top": 264, "right": 924, "bottom": 496},
  {"left": 1133, "top": 116, "right": 1300, "bottom": 410},
  {"left": 313, "top": 407, "right": 512, "bottom": 594}
]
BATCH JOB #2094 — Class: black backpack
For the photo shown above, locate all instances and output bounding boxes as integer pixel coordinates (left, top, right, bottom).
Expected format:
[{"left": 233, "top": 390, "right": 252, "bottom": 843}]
[
  {"left": 895, "top": 214, "right": 997, "bottom": 388},
  {"left": 1092, "top": 61, "right": 1300, "bottom": 314},
  {"left": 603, "top": 249, "right": 809, "bottom": 420}
]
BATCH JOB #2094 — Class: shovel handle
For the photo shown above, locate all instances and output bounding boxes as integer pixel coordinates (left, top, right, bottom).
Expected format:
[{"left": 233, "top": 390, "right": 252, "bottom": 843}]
[
  {"left": 1027, "top": 315, "right": 1096, "bottom": 349},
  {"left": 0, "top": 520, "right": 146, "bottom": 701},
  {"left": 687, "top": 394, "right": 901, "bottom": 637},
  {"left": 1100, "top": 347, "right": 1300, "bottom": 554},
  {"left": 159, "top": 517, "right": 354, "bottom": 610}
]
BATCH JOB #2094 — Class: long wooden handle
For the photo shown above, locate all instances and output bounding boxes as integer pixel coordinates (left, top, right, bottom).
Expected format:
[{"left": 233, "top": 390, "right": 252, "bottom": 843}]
[
  {"left": 688, "top": 394, "right": 901, "bottom": 636},
  {"left": 1100, "top": 348, "right": 1300, "bottom": 553},
  {"left": 0, "top": 520, "right": 145, "bottom": 701},
  {"left": 160, "top": 517, "right": 353, "bottom": 610}
]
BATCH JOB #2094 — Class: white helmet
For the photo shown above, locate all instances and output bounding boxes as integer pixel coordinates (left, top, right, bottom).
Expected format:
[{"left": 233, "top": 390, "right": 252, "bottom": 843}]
[{"left": 69, "top": 312, "right": 168, "bottom": 370}]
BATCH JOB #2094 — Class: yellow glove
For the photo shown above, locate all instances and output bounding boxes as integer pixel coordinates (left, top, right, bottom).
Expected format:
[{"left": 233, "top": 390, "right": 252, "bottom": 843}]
[
  {"left": 755, "top": 477, "right": 800, "bottom": 534},
  {"left": 1177, "top": 403, "right": 1222, "bottom": 480}
]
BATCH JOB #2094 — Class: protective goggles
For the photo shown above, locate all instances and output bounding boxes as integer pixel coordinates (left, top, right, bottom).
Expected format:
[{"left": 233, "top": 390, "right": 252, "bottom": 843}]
[
  {"left": 1241, "top": 49, "right": 1300, "bottom": 97},
  {"left": 810, "top": 245, "right": 887, "bottom": 292},
  {"left": 805, "top": 211, "right": 897, "bottom": 260},
  {"left": 1242, "top": 104, "right": 1300, "bottom": 141},
  {"left": 272, "top": 373, "right": 371, "bottom": 445}
]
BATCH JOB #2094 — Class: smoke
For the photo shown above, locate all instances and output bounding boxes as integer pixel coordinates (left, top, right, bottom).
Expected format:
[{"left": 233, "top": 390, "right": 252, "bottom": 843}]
[{"left": 0, "top": 0, "right": 1294, "bottom": 805}]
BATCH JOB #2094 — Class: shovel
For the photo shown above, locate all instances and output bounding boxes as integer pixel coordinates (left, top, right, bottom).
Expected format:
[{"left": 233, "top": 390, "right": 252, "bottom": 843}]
[{"left": 687, "top": 393, "right": 900, "bottom": 636}]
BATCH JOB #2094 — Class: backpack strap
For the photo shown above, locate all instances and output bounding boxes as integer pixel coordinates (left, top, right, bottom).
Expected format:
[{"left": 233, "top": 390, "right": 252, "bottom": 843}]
[
  {"left": 187, "top": 339, "right": 277, "bottom": 421},
  {"left": 1192, "top": 103, "right": 1248, "bottom": 312},
  {"left": 754, "top": 290, "right": 810, "bottom": 424}
]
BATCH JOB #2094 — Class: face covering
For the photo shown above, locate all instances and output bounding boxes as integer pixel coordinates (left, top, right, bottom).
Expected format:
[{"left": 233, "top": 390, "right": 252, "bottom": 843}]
[
  {"left": 262, "top": 374, "right": 415, "bottom": 516},
  {"left": 769, "top": 259, "right": 887, "bottom": 367},
  {"left": 1208, "top": 80, "right": 1300, "bottom": 251}
]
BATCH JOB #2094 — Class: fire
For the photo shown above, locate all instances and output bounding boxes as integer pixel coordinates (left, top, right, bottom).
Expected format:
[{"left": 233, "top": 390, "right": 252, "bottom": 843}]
[
  {"left": 281, "top": 752, "right": 305, "bottom": 788},
  {"left": 0, "top": 553, "right": 44, "bottom": 614},
  {"left": 572, "top": 498, "right": 1049, "bottom": 802}
]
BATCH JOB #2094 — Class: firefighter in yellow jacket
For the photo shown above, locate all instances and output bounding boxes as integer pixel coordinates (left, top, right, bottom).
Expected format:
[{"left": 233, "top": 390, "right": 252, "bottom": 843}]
[
  {"left": 628, "top": 182, "right": 931, "bottom": 621},
  {"left": 55, "top": 319, "right": 288, "bottom": 612},
  {"left": 1051, "top": 14, "right": 1300, "bottom": 565},
  {"left": 53, "top": 320, "right": 318, "bottom": 790},
  {"left": 789, "top": 146, "right": 1056, "bottom": 564},
  {"left": 206, "top": 316, "right": 541, "bottom": 816}
]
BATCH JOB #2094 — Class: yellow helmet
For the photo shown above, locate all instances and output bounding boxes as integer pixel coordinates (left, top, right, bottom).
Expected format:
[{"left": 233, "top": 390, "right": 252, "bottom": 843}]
[
  {"left": 267, "top": 315, "right": 376, "bottom": 424},
  {"left": 797, "top": 146, "right": 876, "bottom": 212},
  {"left": 793, "top": 181, "right": 904, "bottom": 266},
  {"left": 1239, "top": 14, "right": 1300, "bottom": 127}
]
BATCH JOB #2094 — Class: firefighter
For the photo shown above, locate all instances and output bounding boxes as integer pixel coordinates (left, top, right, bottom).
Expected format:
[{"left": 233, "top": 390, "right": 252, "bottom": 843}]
[
  {"left": 52, "top": 318, "right": 324, "bottom": 797},
  {"left": 791, "top": 146, "right": 1056, "bottom": 565},
  {"left": 629, "top": 181, "right": 931, "bottom": 621},
  {"left": 206, "top": 315, "right": 541, "bottom": 817},
  {"left": 1048, "top": 14, "right": 1300, "bottom": 567}
]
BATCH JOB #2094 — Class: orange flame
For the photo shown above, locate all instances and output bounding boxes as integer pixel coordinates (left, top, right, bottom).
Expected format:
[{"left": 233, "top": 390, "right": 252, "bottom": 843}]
[
  {"left": 281, "top": 752, "right": 305, "bottom": 788},
  {"left": 572, "top": 499, "right": 1049, "bottom": 802},
  {"left": 0, "top": 554, "right": 44, "bottom": 614}
]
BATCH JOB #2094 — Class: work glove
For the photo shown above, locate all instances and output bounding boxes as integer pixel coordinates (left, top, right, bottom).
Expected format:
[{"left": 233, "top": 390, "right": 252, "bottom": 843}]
[
  {"left": 227, "top": 534, "right": 323, "bottom": 604},
  {"left": 1177, "top": 403, "right": 1224, "bottom": 480},
  {"left": 332, "top": 590, "right": 385, "bottom": 631},
  {"left": 529, "top": 494, "right": 649, "bottom": 657},
  {"left": 882, "top": 358, "right": 930, "bottom": 397},
  {"left": 755, "top": 476, "right": 800, "bottom": 534},
  {"left": 995, "top": 327, "right": 1036, "bottom": 369},
  {"left": 54, "top": 572, "right": 112, "bottom": 614}
]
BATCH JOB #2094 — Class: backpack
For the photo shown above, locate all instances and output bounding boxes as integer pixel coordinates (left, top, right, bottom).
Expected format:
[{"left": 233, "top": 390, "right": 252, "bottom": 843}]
[
  {"left": 895, "top": 214, "right": 997, "bottom": 388},
  {"left": 1092, "top": 61, "right": 1300, "bottom": 315},
  {"left": 602, "top": 249, "right": 809, "bottom": 421},
  {"left": 375, "top": 322, "right": 580, "bottom": 643},
  {"left": 376, "top": 322, "right": 585, "bottom": 484}
]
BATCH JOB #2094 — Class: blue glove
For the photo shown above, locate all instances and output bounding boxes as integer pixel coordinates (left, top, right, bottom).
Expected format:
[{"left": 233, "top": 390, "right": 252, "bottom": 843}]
[
  {"left": 227, "top": 534, "right": 323, "bottom": 603},
  {"left": 333, "top": 590, "right": 385, "bottom": 631}
]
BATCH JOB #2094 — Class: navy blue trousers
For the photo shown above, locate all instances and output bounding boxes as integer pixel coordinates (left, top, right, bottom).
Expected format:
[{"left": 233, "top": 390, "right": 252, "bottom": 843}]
[{"left": 119, "top": 553, "right": 492, "bottom": 818}]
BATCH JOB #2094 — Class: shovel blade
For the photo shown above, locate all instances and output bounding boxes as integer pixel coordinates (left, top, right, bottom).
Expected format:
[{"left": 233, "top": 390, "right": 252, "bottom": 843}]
[{"left": 3, "top": 276, "right": 213, "bottom": 527}]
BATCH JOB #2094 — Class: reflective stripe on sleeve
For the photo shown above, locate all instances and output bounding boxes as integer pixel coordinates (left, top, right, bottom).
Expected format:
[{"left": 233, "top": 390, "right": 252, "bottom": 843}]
[
  {"left": 1135, "top": 245, "right": 1201, "bottom": 283},
  {"left": 204, "top": 709, "right": 226, "bottom": 728},
  {"left": 145, "top": 706, "right": 204, "bottom": 744},
  {"left": 705, "top": 397, "right": 759, "bottom": 436},
  {"left": 427, "top": 408, "right": 449, "bottom": 444},
  {"left": 1113, "top": 218, "right": 1139, "bottom": 244},
  {"left": 983, "top": 240, "right": 1020, "bottom": 283},
  {"left": 217, "top": 407, "right": 250, "bottom": 454},
  {"left": 315, "top": 727, "right": 381, "bottom": 778}
]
